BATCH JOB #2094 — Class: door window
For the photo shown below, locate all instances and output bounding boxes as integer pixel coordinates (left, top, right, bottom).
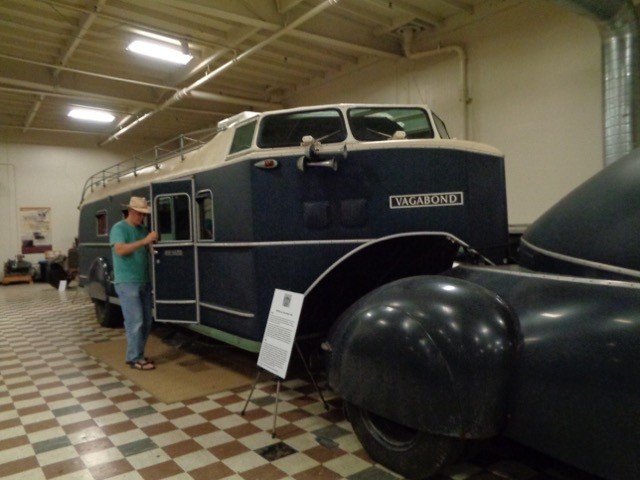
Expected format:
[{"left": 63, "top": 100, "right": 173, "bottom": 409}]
[
  {"left": 155, "top": 194, "right": 191, "bottom": 242},
  {"left": 196, "top": 190, "right": 214, "bottom": 241}
]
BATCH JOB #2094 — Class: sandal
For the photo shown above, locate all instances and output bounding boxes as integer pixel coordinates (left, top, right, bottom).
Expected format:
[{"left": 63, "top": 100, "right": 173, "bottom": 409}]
[
  {"left": 130, "top": 360, "right": 155, "bottom": 371},
  {"left": 126, "top": 357, "right": 154, "bottom": 365}
]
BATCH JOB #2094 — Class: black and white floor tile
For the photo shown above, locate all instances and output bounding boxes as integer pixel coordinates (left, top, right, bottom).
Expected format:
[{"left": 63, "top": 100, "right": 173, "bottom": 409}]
[{"left": 0, "top": 282, "right": 602, "bottom": 479}]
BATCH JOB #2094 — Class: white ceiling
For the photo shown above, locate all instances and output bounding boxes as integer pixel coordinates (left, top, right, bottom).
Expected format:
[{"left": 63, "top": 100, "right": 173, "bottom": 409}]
[{"left": 1, "top": 0, "right": 510, "bottom": 151}]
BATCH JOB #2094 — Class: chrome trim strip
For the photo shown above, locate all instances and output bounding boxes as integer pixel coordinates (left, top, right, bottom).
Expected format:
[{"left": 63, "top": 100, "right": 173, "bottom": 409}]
[
  {"left": 78, "top": 242, "right": 109, "bottom": 247},
  {"left": 520, "top": 237, "right": 640, "bottom": 279},
  {"left": 457, "top": 264, "right": 640, "bottom": 289},
  {"left": 155, "top": 242, "right": 194, "bottom": 248},
  {"left": 155, "top": 299, "right": 196, "bottom": 305},
  {"left": 156, "top": 318, "right": 197, "bottom": 324},
  {"left": 200, "top": 301, "right": 255, "bottom": 318},
  {"left": 83, "top": 238, "right": 371, "bottom": 248},
  {"left": 197, "top": 239, "right": 368, "bottom": 248},
  {"left": 83, "top": 239, "right": 367, "bottom": 248},
  {"left": 304, "top": 231, "right": 469, "bottom": 295}
]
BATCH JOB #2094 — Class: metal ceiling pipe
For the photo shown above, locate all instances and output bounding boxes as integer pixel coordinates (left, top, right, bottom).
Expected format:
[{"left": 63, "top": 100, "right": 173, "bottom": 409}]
[
  {"left": 0, "top": 78, "right": 158, "bottom": 110},
  {"left": 0, "top": 53, "right": 280, "bottom": 110},
  {"left": 400, "top": 27, "right": 468, "bottom": 139},
  {"left": 0, "top": 52, "right": 180, "bottom": 92},
  {"left": 101, "top": 0, "right": 342, "bottom": 145},
  {"left": 553, "top": 0, "right": 640, "bottom": 165},
  {"left": 23, "top": 95, "right": 45, "bottom": 133},
  {"left": 189, "top": 90, "right": 280, "bottom": 110}
]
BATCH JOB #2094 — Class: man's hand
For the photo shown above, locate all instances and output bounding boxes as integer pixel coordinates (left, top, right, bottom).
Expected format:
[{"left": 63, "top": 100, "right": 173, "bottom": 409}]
[{"left": 145, "top": 231, "right": 159, "bottom": 244}]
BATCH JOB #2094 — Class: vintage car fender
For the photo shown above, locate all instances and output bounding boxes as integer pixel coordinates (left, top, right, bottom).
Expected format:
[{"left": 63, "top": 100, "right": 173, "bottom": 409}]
[
  {"left": 326, "top": 275, "right": 521, "bottom": 438},
  {"left": 85, "top": 256, "right": 124, "bottom": 328},
  {"left": 299, "top": 232, "right": 466, "bottom": 338},
  {"left": 86, "top": 256, "right": 113, "bottom": 302}
]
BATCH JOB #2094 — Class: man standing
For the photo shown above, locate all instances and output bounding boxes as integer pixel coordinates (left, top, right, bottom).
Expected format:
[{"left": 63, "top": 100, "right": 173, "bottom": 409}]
[{"left": 110, "top": 196, "right": 158, "bottom": 371}]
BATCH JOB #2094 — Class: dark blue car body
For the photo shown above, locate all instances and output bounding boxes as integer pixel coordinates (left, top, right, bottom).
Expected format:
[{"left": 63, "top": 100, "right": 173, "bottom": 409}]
[{"left": 327, "top": 147, "right": 640, "bottom": 479}]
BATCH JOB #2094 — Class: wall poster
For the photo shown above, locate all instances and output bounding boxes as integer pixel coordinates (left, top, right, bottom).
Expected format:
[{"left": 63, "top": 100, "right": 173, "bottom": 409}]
[{"left": 20, "top": 207, "right": 52, "bottom": 254}]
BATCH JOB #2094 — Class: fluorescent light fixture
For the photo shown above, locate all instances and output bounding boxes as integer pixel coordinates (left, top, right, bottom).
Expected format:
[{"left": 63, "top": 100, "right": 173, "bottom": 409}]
[
  {"left": 68, "top": 108, "right": 115, "bottom": 123},
  {"left": 127, "top": 39, "right": 193, "bottom": 65}
]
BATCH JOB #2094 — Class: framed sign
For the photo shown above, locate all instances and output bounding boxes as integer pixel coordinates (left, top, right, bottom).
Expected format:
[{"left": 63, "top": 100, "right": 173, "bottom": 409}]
[
  {"left": 257, "top": 289, "right": 304, "bottom": 379},
  {"left": 20, "top": 207, "right": 52, "bottom": 254}
]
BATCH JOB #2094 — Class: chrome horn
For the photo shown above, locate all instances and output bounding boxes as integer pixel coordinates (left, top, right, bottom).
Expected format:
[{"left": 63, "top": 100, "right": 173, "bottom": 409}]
[
  {"left": 297, "top": 134, "right": 346, "bottom": 171},
  {"left": 297, "top": 156, "right": 338, "bottom": 171}
]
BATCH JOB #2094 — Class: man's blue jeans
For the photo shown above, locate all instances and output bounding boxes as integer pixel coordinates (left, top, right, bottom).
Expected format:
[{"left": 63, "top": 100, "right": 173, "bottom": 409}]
[{"left": 115, "top": 283, "right": 153, "bottom": 363}]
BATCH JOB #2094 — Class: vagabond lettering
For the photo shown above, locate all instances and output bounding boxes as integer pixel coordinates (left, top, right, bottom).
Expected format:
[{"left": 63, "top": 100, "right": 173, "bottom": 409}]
[{"left": 389, "top": 192, "right": 464, "bottom": 209}]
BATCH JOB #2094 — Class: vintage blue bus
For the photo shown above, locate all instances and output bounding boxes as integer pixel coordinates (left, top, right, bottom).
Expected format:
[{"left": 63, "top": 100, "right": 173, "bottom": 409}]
[
  {"left": 78, "top": 104, "right": 508, "bottom": 349},
  {"left": 78, "top": 104, "right": 513, "bottom": 479}
]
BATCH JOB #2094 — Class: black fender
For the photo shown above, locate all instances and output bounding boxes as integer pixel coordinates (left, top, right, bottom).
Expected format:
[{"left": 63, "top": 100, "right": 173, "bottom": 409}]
[
  {"left": 86, "top": 256, "right": 124, "bottom": 328},
  {"left": 326, "top": 275, "right": 521, "bottom": 439},
  {"left": 86, "top": 257, "right": 114, "bottom": 303},
  {"left": 299, "top": 233, "right": 464, "bottom": 338}
]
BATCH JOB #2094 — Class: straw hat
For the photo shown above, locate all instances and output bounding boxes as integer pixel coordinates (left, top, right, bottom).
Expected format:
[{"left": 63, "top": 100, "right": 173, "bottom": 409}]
[{"left": 124, "top": 196, "right": 151, "bottom": 214}]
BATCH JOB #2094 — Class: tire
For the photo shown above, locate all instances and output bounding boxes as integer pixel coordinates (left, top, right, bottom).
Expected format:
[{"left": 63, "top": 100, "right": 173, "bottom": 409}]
[
  {"left": 94, "top": 300, "right": 123, "bottom": 328},
  {"left": 345, "top": 402, "right": 463, "bottom": 480}
]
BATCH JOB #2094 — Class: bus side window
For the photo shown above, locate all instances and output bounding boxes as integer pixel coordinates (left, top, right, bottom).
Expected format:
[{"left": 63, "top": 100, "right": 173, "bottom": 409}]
[
  {"left": 432, "top": 113, "right": 450, "bottom": 139},
  {"left": 229, "top": 121, "right": 256, "bottom": 154},
  {"left": 196, "top": 190, "right": 214, "bottom": 241},
  {"left": 96, "top": 210, "right": 108, "bottom": 236}
]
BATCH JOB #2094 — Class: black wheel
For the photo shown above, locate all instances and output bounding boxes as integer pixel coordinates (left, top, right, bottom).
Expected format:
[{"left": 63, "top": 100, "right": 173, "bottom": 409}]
[
  {"left": 345, "top": 402, "right": 463, "bottom": 479},
  {"left": 94, "top": 300, "right": 123, "bottom": 328}
]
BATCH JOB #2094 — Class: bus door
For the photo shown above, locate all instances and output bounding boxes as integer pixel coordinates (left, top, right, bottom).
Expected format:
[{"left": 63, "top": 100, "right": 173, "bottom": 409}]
[{"left": 151, "top": 178, "right": 199, "bottom": 324}]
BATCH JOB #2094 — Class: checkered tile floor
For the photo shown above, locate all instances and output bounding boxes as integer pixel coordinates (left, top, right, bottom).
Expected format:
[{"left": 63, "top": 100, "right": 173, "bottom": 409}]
[{"left": 0, "top": 283, "right": 602, "bottom": 480}]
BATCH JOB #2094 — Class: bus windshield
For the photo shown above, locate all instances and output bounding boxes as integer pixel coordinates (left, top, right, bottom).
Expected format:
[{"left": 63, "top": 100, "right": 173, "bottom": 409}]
[
  {"left": 258, "top": 109, "right": 347, "bottom": 148},
  {"left": 348, "top": 107, "right": 435, "bottom": 140}
]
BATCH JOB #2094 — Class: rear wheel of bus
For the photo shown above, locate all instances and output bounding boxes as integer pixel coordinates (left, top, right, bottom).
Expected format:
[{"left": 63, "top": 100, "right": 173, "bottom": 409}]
[{"left": 94, "top": 299, "right": 123, "bottom": 328}]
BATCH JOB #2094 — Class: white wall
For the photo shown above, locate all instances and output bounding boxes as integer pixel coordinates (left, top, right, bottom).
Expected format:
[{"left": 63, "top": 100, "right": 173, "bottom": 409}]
[
  {"left": 0, "top": 143, "right": 122, "bottom": 276},
  {"left": 286, "top": 1, "right": 603, "bottom": 225}
]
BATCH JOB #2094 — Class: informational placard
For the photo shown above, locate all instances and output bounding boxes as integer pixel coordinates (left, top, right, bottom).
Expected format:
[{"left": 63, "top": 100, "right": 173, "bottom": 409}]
[{"left": 257, "top": 289, "right": 304, "bottom": 379}]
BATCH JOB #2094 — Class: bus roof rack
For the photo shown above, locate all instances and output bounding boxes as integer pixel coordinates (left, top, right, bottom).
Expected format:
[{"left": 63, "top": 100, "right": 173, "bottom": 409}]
[{"left": 79, "top": 127, "right": 219, "bottom": 206}]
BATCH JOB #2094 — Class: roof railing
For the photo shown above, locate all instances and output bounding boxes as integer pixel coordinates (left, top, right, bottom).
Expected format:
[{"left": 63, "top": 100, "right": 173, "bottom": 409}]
[{"left": 80, "top": 127, "right": 219, "bottom": 205}]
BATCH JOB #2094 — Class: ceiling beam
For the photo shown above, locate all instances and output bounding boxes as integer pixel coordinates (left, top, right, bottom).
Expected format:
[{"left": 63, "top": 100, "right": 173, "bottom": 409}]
[
  {"left": 0, "top": 53, "right": 179, "bottom": 93},
  {"left": 362, "top": 0, "right": 443, "bottom": 28},
  {"left": 436, "top": 0, "right": 474, "bottom": 15},
  {"left": 22, "top": 95, "right": 46, "bottom": 133},
  {"left": 56, "top": 0, "right": 107, "bottom": 76},
  {"left": 372, "top": 13, "right": 419, "bottom": 36},
  {"left": 0, "top": 80, "right": 158, "bottom": 111},
  {"left": 276, "top": 0, "right": 306, "bottom": 14}
]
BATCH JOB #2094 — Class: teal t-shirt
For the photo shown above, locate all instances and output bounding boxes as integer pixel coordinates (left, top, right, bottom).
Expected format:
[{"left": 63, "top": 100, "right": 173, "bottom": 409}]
[{"left": 109, "top": 220, "right": 150, "bottom": 284}]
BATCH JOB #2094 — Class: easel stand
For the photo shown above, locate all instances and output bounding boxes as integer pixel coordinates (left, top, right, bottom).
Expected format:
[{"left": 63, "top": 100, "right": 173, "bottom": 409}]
[{"left": 241, "top": 342, "right": 329, "bottom": 438}]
